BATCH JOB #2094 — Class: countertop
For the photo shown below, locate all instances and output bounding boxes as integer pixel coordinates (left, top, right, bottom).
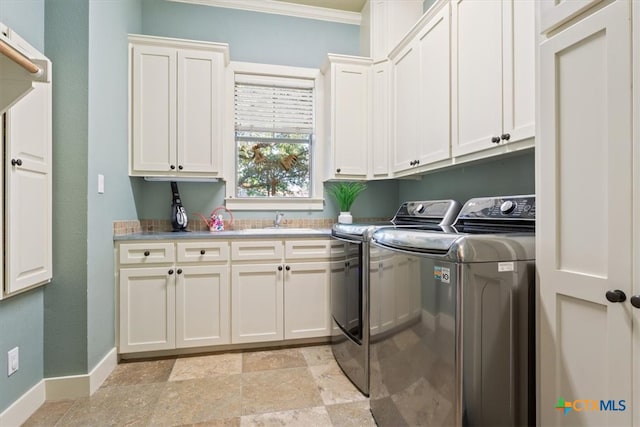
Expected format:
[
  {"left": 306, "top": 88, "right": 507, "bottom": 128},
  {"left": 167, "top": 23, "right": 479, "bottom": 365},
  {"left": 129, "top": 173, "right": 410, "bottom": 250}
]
[{"left": 114, "top": 228, "right": 332, "bottom": 241}]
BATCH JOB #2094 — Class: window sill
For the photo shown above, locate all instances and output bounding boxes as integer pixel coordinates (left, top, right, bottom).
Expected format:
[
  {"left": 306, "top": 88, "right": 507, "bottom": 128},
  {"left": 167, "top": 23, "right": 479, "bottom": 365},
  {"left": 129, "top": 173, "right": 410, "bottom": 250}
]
[{"left": 224, "top": 197, "right": 325, "bottom": 211}]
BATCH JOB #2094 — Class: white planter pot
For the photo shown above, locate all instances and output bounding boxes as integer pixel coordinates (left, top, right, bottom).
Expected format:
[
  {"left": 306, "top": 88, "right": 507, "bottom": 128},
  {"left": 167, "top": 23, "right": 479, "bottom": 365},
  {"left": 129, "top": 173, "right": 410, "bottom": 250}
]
[{"left": 338, "top": 211, "right": 353, "bottom": 224}]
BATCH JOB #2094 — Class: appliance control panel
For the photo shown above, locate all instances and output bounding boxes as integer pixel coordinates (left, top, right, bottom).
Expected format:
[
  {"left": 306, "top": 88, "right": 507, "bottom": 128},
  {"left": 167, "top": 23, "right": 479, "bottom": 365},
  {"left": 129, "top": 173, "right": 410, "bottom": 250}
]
[
  {"left": 457, "top": 195, "right": 536, "bottom": 220},
  {"left": 395, "top": 199, "right": 460, "bottom": 218}
]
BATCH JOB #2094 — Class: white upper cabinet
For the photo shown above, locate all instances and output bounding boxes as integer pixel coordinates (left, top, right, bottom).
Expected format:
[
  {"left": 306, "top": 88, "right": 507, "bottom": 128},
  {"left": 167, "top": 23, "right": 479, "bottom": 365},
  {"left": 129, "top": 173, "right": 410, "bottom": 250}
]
[
  {"left": 371, "top": 59, "right": 390, "bottom": 178},
  {"left": 3, "top": 80, "right": 52, "bottom": 296},
  {"left": 360, "top": 0, "right": 424, "bottom": 60},
  {"left": 390, "top": 3, "right": 451, "bottom": 175},
  {"left": 451, "top": 0, "right": 534, "bottom": 157},
  {"left": 322, "top": 54, "right": 372, "bottom": 180},
  {"left": 129, "top": 35, "right": 229, "bottom": 178}
]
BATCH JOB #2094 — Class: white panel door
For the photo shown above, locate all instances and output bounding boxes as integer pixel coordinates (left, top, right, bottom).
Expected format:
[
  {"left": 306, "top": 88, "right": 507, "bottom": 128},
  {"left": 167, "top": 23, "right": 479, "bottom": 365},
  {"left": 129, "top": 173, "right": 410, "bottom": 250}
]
[
  {"left": 378, "top": 257, "right": 396, "bottom": 333},
  {"left": 538, "top": 2, "right": 632, "bottom": 425},
  {"left": 284, "top": 262, "right": 331, "bottom": 339},
  {"left": 176, "top": 265, "right": 230, "bottom": 348},
  {"left": 451, "top": 0, "right": 502, "bottom": 156},
  {"left": 5, "top": 81, "right": 52, "bottom": 294},
  {"left": 392, "top": 43, "right": 420, "bottom": 173},
  {"left": 119, "top": 267, "right": 176, "bottom": 353},
  {"left": 417, "top": 3, "right": 451, "bottom": 166},
  {"left": 333, "top": 63, "right": 369, "bottom": 177},
  {"left": 177, "top": 49, "right": 223, "bottom": 175},
  {"left": 394, "top": 255, "right": 412, "bottom": 324},
  {"left": 131, "top": 44, "right": 176, "bottom": 174},
  {"left": 231, "top": 264, "right": 283, "bottom": 343}
]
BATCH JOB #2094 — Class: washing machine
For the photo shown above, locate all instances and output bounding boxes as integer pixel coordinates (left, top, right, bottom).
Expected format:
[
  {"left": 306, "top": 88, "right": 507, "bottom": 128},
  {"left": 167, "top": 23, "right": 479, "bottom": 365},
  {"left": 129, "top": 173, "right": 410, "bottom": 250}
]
[{"left": 369, "top": 195, "right": 536, "bottom": 426}]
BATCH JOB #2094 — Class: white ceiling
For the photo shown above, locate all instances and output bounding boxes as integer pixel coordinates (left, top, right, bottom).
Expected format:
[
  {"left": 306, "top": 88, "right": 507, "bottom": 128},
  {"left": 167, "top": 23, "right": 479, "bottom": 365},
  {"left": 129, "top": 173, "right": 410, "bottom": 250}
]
[{"left": 274, "top": 0, "right": 367, "bottom": 13}]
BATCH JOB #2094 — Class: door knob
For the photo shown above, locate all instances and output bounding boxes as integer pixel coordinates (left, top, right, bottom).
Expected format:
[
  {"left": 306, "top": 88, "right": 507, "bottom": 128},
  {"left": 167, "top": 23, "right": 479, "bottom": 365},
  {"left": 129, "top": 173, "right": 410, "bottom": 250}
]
[
  {"left": 200, "top": 249, "right": 206, "bottom": 255},
  {"left": 605, "top": 289, "right": 626, "bottom": 303},
  {"left": 168, "top": 269, "right": 174, "bottom": 275},
  {"left": 501, "top": 133, "right": 511, "bottom": 141},
  {"left": 491, "top": 136, "right": 501, "bottom": 144},
  {"left": 144, "top": 251, "right": 150, "bottom": 256},
  {"left": 11, "top": 159, "right": 22, "bottom": 166},
  {"left": 170, "top": 165, "right": 176, "bottom": 170},
  {"left": 176, "top": 269, "right": 182, "bottom": 275},
  {"left": 630, "top": 295, "right": 640, "bottom": 309},
  {"left": 285, "top": 265, "right": 291, "bottom": 271},
  {"left": 278, "top": 265, "right": 283, "bottom": 271}
]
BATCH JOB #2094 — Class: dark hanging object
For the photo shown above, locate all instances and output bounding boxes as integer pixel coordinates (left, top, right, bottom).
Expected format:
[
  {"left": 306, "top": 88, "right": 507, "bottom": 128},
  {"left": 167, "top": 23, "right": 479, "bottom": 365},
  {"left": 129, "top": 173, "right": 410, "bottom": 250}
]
[{"left": 170, "top": 181, "right": 188, "bottom": 232}]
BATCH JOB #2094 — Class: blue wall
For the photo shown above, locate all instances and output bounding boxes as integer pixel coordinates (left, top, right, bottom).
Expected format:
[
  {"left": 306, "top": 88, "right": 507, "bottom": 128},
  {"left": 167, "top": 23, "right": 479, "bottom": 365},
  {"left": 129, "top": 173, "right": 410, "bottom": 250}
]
[{"left": 0, "top": 0, "right": 46, "bottom": 413}]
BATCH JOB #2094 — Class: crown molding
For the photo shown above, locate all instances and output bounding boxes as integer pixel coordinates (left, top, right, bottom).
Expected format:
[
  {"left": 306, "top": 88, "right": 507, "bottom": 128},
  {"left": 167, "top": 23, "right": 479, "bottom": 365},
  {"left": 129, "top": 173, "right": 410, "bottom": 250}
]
[{"left": 168, "top": 0, "right": 361, "bottom": 25}]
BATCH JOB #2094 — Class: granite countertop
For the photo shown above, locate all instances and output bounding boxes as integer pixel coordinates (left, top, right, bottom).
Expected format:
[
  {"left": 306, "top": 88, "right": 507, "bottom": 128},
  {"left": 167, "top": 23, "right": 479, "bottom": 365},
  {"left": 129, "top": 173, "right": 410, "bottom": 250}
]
[{"left": 114, "top": 228, "right": 332, "bottom": 241}]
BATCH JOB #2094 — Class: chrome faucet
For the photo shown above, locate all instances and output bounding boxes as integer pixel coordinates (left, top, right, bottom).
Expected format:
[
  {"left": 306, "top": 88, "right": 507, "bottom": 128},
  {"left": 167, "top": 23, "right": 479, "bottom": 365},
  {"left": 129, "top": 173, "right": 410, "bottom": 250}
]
[{"left": 274, "top": 211, "right": 285, "bottom": 228}]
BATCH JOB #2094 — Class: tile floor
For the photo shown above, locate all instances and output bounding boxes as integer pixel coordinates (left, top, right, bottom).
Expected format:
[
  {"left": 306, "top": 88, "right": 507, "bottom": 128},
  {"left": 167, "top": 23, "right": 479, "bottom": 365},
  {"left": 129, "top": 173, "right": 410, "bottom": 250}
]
[{"left": 22, "top": 345, "right": 377, "bottom": 427}]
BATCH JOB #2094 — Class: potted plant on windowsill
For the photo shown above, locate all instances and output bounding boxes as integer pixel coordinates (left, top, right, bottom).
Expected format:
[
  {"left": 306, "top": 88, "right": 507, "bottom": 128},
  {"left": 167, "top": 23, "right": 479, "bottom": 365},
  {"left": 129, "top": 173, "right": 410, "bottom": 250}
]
[{"left": 327, "top": 181, "right": 367, "bottom": 224}]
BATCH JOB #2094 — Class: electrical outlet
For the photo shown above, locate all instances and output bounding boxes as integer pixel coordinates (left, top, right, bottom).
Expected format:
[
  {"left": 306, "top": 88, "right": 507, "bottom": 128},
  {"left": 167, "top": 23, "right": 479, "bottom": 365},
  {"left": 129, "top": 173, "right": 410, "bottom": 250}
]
[{"left": 8, "top": 347, "right": 18, "bottom": 376}]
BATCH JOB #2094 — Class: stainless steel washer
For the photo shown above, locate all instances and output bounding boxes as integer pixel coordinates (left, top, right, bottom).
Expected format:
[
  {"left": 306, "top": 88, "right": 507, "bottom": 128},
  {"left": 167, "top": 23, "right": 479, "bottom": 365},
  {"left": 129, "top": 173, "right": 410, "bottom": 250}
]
[
  {"left": 369, "top": 195, "right": 536, "bottom": 426},
  {"left": 330, "top": 199, "right": 462, "bottom": 396}
]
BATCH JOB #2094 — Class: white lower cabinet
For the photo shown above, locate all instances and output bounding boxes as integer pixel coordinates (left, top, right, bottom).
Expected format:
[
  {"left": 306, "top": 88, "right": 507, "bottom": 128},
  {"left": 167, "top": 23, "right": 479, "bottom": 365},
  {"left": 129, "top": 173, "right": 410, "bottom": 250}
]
[
  {"left": 119, "top": 266, "right": 176, "bottom": 353},
  {"left": 118, "top": 241, "right": 230, "bottom": 353},
  {"left": 231, "top": 239, "right": 332, "bottom": 345}
]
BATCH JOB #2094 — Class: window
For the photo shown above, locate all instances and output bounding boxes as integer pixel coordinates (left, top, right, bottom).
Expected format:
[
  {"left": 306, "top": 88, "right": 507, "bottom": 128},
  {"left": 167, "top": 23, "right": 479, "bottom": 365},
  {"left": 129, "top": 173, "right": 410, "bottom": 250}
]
[{"left": 225, "top": 63, "right": 324, "bottom": 210}]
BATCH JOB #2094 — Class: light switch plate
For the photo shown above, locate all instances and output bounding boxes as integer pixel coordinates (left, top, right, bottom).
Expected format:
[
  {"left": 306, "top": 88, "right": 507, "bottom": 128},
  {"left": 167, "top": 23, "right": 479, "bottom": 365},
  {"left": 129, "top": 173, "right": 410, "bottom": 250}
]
[
  {"left": 98, "top": 174, "right": 105, "bottom": 194},
  {"left": 8, "top": 347, "right": 18, "bottom": 376}
]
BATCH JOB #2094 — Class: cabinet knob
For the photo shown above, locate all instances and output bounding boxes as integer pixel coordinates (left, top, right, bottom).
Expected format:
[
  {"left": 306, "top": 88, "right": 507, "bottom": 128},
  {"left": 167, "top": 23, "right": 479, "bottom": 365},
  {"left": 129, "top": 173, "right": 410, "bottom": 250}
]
[
  {"left": 630, "top": 295, "right": 640, "bottom": 309},
  {"left": 144, "top": 250, "right": 150, "bottom": 257},
  {"left": 178, "top": 165, "right": 184, "bottom": 170},
  {"left": 409, "top": 161, "right": 415, "bottom": 166},
  {"left": 177, "top": 269, "right": 182, "bottom": 275},
  {"left": 501, "top": 133, "right": 511, "bottom": 141},
  {"left": 200, "top": 249, "right": 206, "bottom": 255},
  {"left": 491, "top": 136, "right": 501, "bottom": 144},
  {"left": 11, "top": 158, "right": 22, "bottom": 166},
  {"left": 336, "top": 168, "right": 341, "bottom": 173},
  {"left": 415, "top": 159, "right": 420, "bottom": 165},
  {"left": 285, "top": 265, "right": 291, "bottom": 271},
  {"left": 278, "top": 265, "right": 283, "bottom": 271},
  {"left": 605, "top": 289, "right": 626, "bottom": 303},
  {"left": 168, "top": 269, "right": 174, "bottom": 275},
  {"left": 170, "top": 165, "right": 176, "bottom": 170}
]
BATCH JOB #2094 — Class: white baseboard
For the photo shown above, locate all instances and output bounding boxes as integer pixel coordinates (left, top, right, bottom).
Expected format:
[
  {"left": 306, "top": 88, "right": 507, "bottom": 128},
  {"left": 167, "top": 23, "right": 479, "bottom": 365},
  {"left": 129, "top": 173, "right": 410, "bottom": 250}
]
[
  {"left": 0, "top": 380, "right": 45, "bottom": 427},
  {"left": 45, "top": 347, "right": 117, "bottom": 400}
]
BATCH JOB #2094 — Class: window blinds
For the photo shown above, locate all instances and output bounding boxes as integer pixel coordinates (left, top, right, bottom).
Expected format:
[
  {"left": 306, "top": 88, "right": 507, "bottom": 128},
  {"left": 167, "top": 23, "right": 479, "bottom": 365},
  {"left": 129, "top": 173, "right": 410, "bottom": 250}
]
[{"left": 234, "top": 75, "right": 314, "bottom": 134}]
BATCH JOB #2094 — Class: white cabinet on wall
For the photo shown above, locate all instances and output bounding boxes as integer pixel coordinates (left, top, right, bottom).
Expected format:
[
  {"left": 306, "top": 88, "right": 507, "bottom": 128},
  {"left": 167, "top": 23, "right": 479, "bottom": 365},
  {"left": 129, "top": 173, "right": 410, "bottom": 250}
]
[
  {"left": 117, "top": 240, "right": 230, "bottom": 353},
  {"left": 537, "top": 1, "right": 637, "bottom": 425},
  {"left": 451, "top": 0, "right": 534, "bottom": 157},
  {"left": 2, "top": 74, "right": 52, "bottom": 298},
  {"left": 390, "top": 3, "right": 451, "bottom": 175},
  {"left": 129, "top": 35, "right": 229, "bottom": 178},
  {"left": 231, "top": 239, "right": 332, "bottom": 344},
  {"left": 371, "top": 59, "right": 390, "bottom": 178},
  {"left": 322, "top": 54, "right": 372, "bottom": 180}
]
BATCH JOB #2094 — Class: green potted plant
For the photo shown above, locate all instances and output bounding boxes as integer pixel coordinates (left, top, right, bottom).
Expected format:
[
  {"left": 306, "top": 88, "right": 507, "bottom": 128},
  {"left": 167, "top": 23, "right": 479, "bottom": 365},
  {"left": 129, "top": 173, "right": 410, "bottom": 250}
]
[{"left": 326, "top": 181, "right": 367, "bottom": 223}]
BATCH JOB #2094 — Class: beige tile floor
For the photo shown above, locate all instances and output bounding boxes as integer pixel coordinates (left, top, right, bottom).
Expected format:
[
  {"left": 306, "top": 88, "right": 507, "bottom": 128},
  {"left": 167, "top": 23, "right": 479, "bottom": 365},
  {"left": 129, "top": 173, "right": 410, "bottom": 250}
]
[{"left": 22, "top": 345, "right": 377, "bottom": 427}]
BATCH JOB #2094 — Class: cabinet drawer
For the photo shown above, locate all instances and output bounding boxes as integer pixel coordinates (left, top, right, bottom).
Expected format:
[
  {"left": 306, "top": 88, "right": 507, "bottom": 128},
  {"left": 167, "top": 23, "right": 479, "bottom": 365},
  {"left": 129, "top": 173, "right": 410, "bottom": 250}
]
[
  {"left": 285, "top": 240, "right": 331, "bottom": 260},
  {"left": 119, "top": 242, "right": 175, "bottom": 265},
  {"left": 177, "top": 241, "right": 229, "bottom": 263},
  {"left": 231, "top": 241, "right": 284, "bottom": 261}
]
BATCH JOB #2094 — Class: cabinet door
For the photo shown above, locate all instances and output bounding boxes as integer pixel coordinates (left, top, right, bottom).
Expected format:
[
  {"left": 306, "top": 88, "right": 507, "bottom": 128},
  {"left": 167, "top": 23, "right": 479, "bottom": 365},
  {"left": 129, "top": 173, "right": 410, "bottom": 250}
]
[
  {"left": 4, "top": 81, "right": 52, "bottom": 295},
  {"left": 502, "top": 0, "right": 535, "bottom": 144},
  {"left": 371, "top": 60, "right": 390, "bottom": 178},
  {"left": 451, "top": 0, "right": 502, "bottom": 156},
  {"left": 417, "top": 4, "right": 451, "bottom": 166},
  {"left": 332, "top": 63, "right": 369, "bottom": 178},
  {"left": 131, "top": 44, "right": 176, "bottom": 174},
  {"left": 231, "top": 264, "right": 283, "bottom": 343},
  {"left": 377, "top": 257, "right": 396, "bottom": 333},
  {"left": 392, "top": 43, "right": 420, "bottom": 173},
  {"left": 177, "top": 49, "right": 224, "bottom": 175},
  {"left": 284, "top": 262, "right": 331, "bottom": 339},
  {"left": 176, "top": 265, "right": 230, "bottom": 348},
  {"left": 538, "top": 2, "right": 632, "bottom": 425},
  {"left": 119, "top": 267, "right": 176, "bottom": 352}
]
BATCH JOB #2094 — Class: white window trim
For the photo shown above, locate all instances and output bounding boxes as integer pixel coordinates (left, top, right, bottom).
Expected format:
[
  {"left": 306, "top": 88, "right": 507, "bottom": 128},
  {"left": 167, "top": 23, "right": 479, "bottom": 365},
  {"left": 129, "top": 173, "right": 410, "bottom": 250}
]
[{"left": 224, "top": 61, "right": 325, "bottom": 211}]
